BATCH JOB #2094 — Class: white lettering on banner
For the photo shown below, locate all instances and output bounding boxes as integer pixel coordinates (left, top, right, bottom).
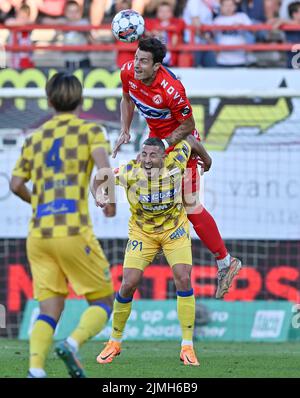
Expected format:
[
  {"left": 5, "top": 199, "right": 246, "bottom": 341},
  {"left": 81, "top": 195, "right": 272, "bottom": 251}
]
[
  {"left": 251, "top": 310, "right": 285, "bottom": 338},
  {"left": 199, "top": 327, "right": 227, "bottom": 338},
  {"left": 143, "top": 324, "right": 182, "bottom": 338},
  {"left": 0, "top": 305, "right": 6, "bottom": 328},
  {"left": 291, "top": 304, "right": 300, "bottom": 329}
]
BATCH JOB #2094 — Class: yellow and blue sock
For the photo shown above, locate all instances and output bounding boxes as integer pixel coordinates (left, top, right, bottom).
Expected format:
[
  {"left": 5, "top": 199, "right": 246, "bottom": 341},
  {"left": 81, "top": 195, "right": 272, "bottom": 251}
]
[
  {"left": 110, "top": 292, "right": 133, "bottom": 341},
  {"left": 177, "top": 289, "right": 195, "bottom": 345},
  {"left": 29, "top": 314, "right": 57, "bottom": 373},
  {"left": 69, "top": 302, "right": 112, "bottom": 350}
]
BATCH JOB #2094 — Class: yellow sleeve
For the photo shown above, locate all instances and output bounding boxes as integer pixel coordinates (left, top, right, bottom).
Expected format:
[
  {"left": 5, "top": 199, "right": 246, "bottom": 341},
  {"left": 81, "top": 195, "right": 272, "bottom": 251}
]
[
  {"left": 89, "top": 124, "right": 111, "bottom": 154},
  {"left": 12, "top": 138, "right": 32, "bottom": 180},
  {"left": 167, "top": 140, "right": 192, "bottom": 171}
]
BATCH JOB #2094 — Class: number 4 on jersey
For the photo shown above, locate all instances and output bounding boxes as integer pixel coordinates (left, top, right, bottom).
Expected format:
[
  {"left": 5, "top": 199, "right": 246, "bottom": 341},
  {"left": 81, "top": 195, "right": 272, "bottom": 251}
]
[{"left": 46, "top": 138, "right": 63, "bottom": 172}]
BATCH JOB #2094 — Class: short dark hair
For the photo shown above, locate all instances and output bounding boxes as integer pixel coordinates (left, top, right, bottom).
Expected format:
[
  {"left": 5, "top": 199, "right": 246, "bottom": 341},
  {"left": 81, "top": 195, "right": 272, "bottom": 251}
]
[
  {"left": 288, "top": 1, "right": 300, "bottom": 18},
  {"left": 142, "top": 137, "right": 165, "bottom": 152},
  {"left": 46, "top": 72, "right": 82, "bottom": 112},
  {"left": 138, "top": 37, "right": 167, "bottom": 64},
  {"left": 65, "top": 0, "right": 81, "bottom": 9},
  {"left": 19, "top": 4, "right": 30, "bottom": 14}
]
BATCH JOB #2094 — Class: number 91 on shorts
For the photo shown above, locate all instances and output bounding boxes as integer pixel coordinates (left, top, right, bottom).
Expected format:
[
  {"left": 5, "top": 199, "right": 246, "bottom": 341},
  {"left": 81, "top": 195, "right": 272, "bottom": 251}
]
[{"left": 123, "top": 220, "right": 192, "bottom": 272}]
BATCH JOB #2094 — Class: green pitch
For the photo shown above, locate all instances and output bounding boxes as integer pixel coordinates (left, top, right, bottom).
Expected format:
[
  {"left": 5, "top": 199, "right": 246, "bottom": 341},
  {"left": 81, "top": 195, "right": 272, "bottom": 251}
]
[{"left": 1, "top": 339, "right": 300, "bottom": 378}]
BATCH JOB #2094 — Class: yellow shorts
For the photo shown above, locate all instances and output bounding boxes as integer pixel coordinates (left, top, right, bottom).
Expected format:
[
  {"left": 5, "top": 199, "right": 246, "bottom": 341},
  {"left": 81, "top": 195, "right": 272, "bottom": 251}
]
[
  {"left": 27, "top": 229, "right": 114, "bottom": 302},
  {"left": 124, "top": 220, "right": 192, "bottom": 271}
]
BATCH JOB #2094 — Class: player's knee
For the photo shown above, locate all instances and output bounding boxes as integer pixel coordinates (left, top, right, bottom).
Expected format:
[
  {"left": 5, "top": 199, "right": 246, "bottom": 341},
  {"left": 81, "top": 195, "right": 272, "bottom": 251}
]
[
  {"left": 88, "top": 293, "right": 114, "bottom": 309},
  {"left": 120, "top": 281, "right": 137, "bottom": 298},
  {"left": 39, "top": 296, "right": 65, "bottom": 321},
  {"left": 174, "top": 274, "right": 192, "bottom": 292}
]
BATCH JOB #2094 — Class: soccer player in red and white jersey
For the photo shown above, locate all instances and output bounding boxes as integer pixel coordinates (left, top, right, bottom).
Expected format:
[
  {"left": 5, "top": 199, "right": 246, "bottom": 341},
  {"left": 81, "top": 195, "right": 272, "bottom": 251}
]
[{"left": 113, "top": 37, "right": 241, "bottom": 299}]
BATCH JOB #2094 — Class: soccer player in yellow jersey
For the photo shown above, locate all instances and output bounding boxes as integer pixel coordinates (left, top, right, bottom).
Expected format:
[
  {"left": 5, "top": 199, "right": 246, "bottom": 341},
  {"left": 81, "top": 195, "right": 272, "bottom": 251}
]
[
  {"left": 93, "top": 136, "right": 208, "bottom": 366},
  {"left": 10, "top": 72, "right": 115, "bottom": 378}
]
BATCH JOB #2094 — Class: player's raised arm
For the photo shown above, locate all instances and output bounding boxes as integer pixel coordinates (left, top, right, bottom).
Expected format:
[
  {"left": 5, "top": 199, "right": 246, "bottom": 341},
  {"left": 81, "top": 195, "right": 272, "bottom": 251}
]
[
  {"left": 112, "top": 92, "right": 135, "bottom": 158},
  {"left": 186, "top": 135, "right": 212, "bottom": 172},
  {"left": 163, "top": 114, "right": 196, "bottom": 149}
]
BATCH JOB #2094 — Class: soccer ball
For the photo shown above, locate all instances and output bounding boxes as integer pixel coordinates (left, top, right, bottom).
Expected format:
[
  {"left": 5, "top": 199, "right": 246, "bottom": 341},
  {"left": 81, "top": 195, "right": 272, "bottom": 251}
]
[{"left": 111, "top": 9, "right": 145, "bottom": 43}]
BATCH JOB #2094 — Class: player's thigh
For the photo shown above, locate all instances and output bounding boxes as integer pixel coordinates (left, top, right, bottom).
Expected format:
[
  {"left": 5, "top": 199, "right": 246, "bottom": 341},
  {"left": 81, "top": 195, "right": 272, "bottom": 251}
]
[
  {"left": 26, "top": 236, "right": 69, "bottom": 301},
  {"left": 162, "top": 220, "right": 193, "bottom": 267},
  {"left": 123, "top": 226, "right": 160, "bottom": 272},
  {"left": 56, "top": 230, "right": 114, "bottom": 298}
]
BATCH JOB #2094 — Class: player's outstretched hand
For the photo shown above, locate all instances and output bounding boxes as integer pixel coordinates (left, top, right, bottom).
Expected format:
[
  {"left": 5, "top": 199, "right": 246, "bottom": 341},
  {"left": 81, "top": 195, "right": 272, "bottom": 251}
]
[{"left": 112, "top": 131, "right": 131, "bottom": 158}]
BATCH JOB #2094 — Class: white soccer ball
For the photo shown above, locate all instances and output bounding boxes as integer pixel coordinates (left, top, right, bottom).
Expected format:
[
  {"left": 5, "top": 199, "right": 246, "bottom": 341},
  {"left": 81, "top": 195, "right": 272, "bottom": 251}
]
[{"left": 111, "top": 9, "right": 145, "bottom": 43}]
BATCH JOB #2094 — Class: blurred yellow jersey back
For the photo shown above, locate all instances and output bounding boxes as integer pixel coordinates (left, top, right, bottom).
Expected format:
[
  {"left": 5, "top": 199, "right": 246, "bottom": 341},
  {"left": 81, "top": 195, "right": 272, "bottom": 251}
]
[{"left": 12, "top": 113, "right": 110, "bottom": 238}]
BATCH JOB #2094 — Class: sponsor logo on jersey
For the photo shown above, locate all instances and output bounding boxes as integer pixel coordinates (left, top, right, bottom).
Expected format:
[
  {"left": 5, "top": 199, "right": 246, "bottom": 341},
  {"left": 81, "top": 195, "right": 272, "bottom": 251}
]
[
  {"left": 170, "top": 226, "right": 187, "bottom": 240},
  {"left": 182, "top": 144, "right": 190, "bottom": 158},
  {"left": 36, "top": 199, "right": 76, "bottom": 218},
  {"left": 192, "top": 129, "right": 200, "bottom": 139},
  {"left": 161, "top": 79, "right": 185, "bottom": 105},
  {"left": 129, "top": 92, "right": 171, "bottom": 120},
  {"left": 121, "top": 62, "right": 133, "bottom": 71},
  {"left": 181, "top": 106, "right": 191, "bottom": 116},
  {"left": 167, "top": 167, "right": 181, "bottom": 177},
  {"left": 153, "top": 94, "right": 163, "bottom": 105},
  {"left": 140, "top": 89, "right": 149, "bottom": 96},
  {"left": 141, "top": 203, "right": 171, "bottom": 212},
  {"left": 139, "top": 188, "right": 178, "bottom": 203},
  {"left": 129, "top": 81, "right": 137, "bottom": 90}
]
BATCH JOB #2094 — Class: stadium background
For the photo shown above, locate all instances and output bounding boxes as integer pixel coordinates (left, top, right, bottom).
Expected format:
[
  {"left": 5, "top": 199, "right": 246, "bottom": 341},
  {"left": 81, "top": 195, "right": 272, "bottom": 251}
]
[{"left": 0, "top": 65, "right": 299, "bottom": 344}]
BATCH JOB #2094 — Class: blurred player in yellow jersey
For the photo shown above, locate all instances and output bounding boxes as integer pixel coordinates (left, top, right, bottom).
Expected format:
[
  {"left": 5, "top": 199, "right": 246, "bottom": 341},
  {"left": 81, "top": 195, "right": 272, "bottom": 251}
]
[
  {"left": 10, "top": 72, "right": 116, "bottom": 378},
  {"left": 93, "top": 136, "right": 211, "bottom": 367}
]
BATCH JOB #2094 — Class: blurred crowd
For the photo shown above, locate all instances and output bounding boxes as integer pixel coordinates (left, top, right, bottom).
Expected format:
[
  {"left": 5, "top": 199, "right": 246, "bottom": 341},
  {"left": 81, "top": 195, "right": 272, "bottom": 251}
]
[{"left": 1, "top": 0, "right": 300, "bottom": 69}]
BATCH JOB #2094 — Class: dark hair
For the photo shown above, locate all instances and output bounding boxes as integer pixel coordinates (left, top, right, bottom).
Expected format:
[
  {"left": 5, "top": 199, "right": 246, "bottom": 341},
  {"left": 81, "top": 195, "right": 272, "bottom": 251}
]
[
  {"left": 288, "top": 1, "right": 300, "bottom": 18},
  {"left": 19, "top": 4, "right": 31, "bottom": 14},
  {"left": 64, "top": 0, "right": 82, "bottom": 13},
  {"left": 143, "top": 137, "right": 165, "bottom": 152},
  {"left": 46, "top": 72, "right": 82, "bottom": 112},
  {"left": 65, "top": 0, "right": 81, "bottom": 7},
  {"left": 158, "top": 1, "right": 174, "bottom": 8},
  {"left": 138, "top": 37, "right": 167, "bottom": 64}
]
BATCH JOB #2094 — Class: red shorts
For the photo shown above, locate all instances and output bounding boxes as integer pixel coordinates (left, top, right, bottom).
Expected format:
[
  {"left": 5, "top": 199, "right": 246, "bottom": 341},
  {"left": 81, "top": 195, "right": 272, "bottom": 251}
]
[
  {"left": 183, "top": 157, "right": 200, "bottom": 194},
  {"left": 166, "top": 129, "right": 201, "bottom": 194}
]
